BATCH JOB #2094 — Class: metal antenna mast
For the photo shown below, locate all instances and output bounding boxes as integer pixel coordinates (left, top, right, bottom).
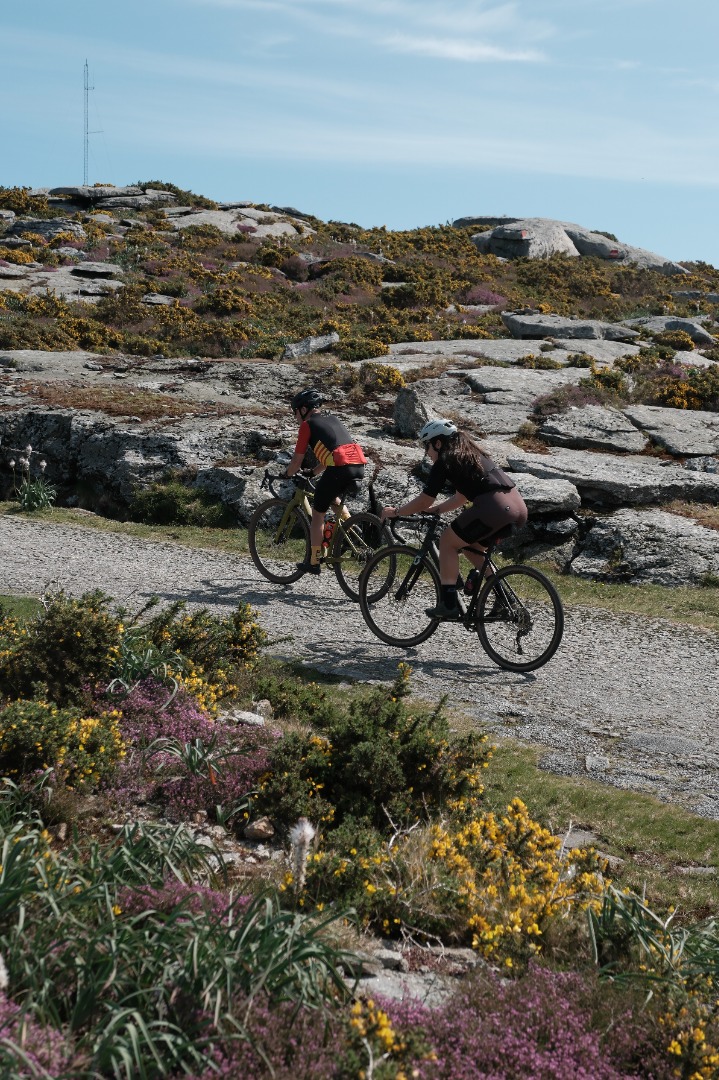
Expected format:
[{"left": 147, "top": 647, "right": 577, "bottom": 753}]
[{"left": 83, "top": 60, "right": 93, "bottom": 185}]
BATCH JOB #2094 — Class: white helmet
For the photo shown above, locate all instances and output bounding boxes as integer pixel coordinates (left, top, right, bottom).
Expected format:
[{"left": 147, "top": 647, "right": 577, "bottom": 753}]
[{"left": 418, "top": 418, "right": 458, "bottom": 445}]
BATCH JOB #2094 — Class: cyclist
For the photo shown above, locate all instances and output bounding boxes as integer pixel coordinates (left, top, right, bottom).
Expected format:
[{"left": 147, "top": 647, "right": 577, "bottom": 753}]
[
  {"left": 381, "top": 419, "right": 528, "bottom": 619},
  {"left": 283, "top": 388, "right": 367, "bottom": 573}
]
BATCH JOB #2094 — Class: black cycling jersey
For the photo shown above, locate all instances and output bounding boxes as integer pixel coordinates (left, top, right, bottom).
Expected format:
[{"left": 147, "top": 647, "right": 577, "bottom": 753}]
[{"left": 423, "top": 452, "right": 515, "bottom": 501}]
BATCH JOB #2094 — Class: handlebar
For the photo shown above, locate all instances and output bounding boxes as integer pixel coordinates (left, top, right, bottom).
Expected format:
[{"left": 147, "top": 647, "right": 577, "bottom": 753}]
[{"left": 261, "top": 469, "right": 316, "bottom": 497}]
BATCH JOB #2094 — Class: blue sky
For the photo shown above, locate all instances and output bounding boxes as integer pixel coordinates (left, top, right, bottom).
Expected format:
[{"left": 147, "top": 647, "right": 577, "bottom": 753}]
[{"left": 3, "top": 1, "right": 718, "bottom": 262}]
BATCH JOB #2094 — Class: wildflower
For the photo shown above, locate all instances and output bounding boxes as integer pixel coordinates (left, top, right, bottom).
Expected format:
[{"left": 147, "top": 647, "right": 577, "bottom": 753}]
[{"left": 290, "top": 817, "right": 316, "bottom": 891}]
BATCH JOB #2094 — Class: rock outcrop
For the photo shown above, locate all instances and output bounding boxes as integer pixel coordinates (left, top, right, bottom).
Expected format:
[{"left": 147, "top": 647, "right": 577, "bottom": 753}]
[{"left": 460, "top": 216, "right": 689, "bottom": 275}]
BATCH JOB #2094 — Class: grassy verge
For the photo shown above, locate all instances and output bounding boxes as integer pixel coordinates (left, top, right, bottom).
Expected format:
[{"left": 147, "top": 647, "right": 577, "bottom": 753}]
[
  {"left": 0, "top": 502, "right": 251, "bottom": 555},
  {"left": 2, "top": 503, "right": 718, "bottom": 629},
  {"left": 0, "top": 594, "right": 43, "bottom": 621}
]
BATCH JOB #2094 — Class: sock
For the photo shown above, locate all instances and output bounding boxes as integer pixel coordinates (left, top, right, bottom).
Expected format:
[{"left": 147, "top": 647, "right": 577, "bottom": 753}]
[
  {"left": 310, "top": 545, "right": 323, "bottom": 566},
  {"left": 441, "top": 584, "right": 459, "bottom": 610},
  {"left": 339, "top": 505, "right": 351, "bottom": 521}
]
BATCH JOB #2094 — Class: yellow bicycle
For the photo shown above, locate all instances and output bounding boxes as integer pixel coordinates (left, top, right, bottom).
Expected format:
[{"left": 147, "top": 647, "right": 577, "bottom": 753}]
[{"left": 248, "top": 470, "right": 391, "bottom": 601}]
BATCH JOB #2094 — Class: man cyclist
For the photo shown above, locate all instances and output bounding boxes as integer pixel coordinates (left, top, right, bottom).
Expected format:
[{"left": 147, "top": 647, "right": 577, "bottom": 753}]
[
  {"left": 283, "top": 388, "right": 367, "bottom": 573},
  {"left": 381, "top": 418, "right": 527, "bottom": 619}
]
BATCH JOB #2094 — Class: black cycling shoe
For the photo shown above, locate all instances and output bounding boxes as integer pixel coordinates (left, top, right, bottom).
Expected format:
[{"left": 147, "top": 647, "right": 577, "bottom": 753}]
[
  {"left": 301, "top": 562, "right": 321, "bottom": 575},
  {"left": 425, "top": 601, "right": 461, "bottom": 621}
]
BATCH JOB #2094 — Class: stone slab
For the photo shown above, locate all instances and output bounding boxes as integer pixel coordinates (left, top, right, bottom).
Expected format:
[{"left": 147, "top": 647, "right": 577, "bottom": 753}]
[
  {"left": 506, "top": 446, "right": 719, "bottom": 506},
  {"left": 624, "top": 404, "right": 719, "bottom": 456}
]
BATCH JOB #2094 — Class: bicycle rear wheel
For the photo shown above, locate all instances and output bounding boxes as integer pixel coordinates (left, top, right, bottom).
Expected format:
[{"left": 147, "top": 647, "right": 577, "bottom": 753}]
[
  {"left": 248, "top": 498, "right": 310, "bottom": 584},
  {"left": 359, "top": 545, "right": 441, "bottom": 648},
  {"left": 332, "top": 513, "right": 392, "bottom": 602},
  {"left": 476, "top": 565, "right": 564, "bottom": 672}
]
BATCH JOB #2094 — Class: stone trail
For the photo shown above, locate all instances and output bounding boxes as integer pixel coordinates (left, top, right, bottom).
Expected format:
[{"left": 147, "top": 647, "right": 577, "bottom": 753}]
[{"left": 2, "top": 515, "right": 718, "bottom": 819}]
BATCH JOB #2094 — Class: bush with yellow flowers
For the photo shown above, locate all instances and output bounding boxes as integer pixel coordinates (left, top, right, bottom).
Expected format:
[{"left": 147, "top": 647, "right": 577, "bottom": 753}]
[
  {"left": 0, "top": 591, "right": 124, "bottom": 707},
  {"left": 0, "top": 697, "right": 125, "bottom": 788}
]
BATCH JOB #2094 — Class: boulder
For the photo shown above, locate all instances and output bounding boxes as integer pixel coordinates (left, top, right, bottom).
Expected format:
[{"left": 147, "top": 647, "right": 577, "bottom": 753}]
[
  {"left": 282, "top": 332, "right": 339, "bottom": 360},
  {"left": 464, "top": 217, "right": 688, "bottom": 275},
  {"left": 463, "top": 366, "right": 585, "bottom": 407},
  {"left": 508, "top": 473, "right": 581, "bottom": 515},
  {"left": 622, "top": 316, "right": 716, "bottom": 346},
  {"left": 538, "top": 405, "right": 649, "bottom": 454},
  {"left": 501, "top": 312, "right": 640, "bottom": 343},
  {"left": 49, "top": 185, "right": 144, "bottom": 200},
  {"left": 623, "top": 405, "right": 719, "bottom": 457},
  {"left": 393, "top": 385, "right": 440, "bottom": 437},
  {"left": 70, "top": 262, "right": 124, "bottom": 278},
  {"left": 570, "top": 508, "right": 719, "bottom": 586},
  {"left": 506, "top": 446, "right": 719, "bottom": 506},
  {"left": 7, "top": 218, "right": 86, "bottom": 241}
]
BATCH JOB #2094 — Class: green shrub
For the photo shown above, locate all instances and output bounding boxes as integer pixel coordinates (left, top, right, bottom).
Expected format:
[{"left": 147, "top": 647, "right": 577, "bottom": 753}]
[
  {"left": 16, "top": 477, "right": 56, "bottom": 511},
  {"left": 336, "top": 339, "right": 389, "bottom": 363},
  {"left": 359, "top": 361, "right": 405, "bottom": 391},
  {"left": 258, "top": 665, "right": 491, "bottom": 833},
  {"left": 0, "top": 591, "right": 121, "bottom": 706},
  {"left": 0, "top": 186, "right": 51, "bottom": 216},
  {"left": 129, "top": 480, "right": 232, "bottom": 527},
  {"left": 651, "top": 329, "right": 697, "bottom": 351},
  {"left": 515, "top": 354, "right": 563, "bottom": 370},
  {"left": 0, "top": 698, "right": 125, "bottom": 788}
]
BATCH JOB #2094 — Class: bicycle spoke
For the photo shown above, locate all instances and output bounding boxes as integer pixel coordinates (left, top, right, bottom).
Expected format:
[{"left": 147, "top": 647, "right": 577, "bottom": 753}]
[
  {"left": 332, "top": 513, "right": 391, "bottom": 602},
  {"left": 359, "top": 546, "right": 441, "bottom": 648},
  {"left": 476, "top": 566, "right": 564, "bottom": 672},
  {"left": 248, "top": 498, "right": 310, "bottom": 584}
]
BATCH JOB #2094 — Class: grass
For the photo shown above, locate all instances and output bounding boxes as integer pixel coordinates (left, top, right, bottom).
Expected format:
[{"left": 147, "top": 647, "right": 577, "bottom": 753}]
[
  {"left": 479, "top": 739, "right": 719, "bottom": 920},
  {"left": 0, "top": 594, "right": 43, "bottom": 621},
  {"left": 2, "top": 502, "right": 718, "bottom": 629},
  {"left": 533, "top": 561, "right": 719, "bottom": 632}
]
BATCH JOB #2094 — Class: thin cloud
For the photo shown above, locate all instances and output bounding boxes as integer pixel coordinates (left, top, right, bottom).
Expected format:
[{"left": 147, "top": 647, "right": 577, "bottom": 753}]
[{"left": 382, "top": 34, "right": 543, "bottom": 63}]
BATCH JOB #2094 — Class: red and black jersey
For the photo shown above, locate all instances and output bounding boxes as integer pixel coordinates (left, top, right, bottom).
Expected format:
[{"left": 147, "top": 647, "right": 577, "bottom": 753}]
[{"left": 294, "top": 413, "right": 367, "bottom": 468}]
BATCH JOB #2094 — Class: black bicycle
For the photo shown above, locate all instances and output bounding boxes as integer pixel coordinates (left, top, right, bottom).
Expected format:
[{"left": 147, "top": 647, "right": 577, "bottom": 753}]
[
  {"left": 248, "top": 471, "right": 390, "bottom": 601},
  {"left": 357, "top": 515, "right": 564, "bottom": 673}
]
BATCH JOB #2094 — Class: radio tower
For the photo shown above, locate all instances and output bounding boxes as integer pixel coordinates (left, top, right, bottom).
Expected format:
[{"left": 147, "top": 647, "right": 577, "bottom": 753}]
[{"left": 83, "top": 60, "right": 94, "bottom": 185}]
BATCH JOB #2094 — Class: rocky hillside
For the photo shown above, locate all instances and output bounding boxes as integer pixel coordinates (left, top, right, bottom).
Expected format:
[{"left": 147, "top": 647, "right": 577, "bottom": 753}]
[{"left": 1, "top": 182, "right": 718, "bottom": 587}]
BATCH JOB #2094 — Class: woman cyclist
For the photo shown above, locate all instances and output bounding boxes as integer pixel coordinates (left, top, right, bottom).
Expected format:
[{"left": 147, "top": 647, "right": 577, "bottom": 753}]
[
  {"left": 283, "top": 388, "right": 367, "bottom": 573},
  {"left": 381, "top": 419, "right": 528, "bottom": 619}
]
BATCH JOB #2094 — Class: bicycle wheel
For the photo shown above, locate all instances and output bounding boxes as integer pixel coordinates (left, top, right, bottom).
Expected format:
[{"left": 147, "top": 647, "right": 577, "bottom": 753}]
[
  {"left": 476, "top": 565, "right": 564, "bottom": 672},
  {"left": 332, "top": 513, "right": 392, "bottom": 602},
  {"left": 359, "top": 545, "right": 441, "bottom": 648},
  {"left": 248, "top": 498, "right": 311, "bottom": 584}
]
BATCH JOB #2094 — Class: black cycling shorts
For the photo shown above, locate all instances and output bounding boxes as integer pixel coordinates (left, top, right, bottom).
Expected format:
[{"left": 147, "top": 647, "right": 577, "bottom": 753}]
[
  {"left": 313, "top": 464, "right": 364, "bottom": 514},
  {"left": 451, "top": 487, "right": 528, "bottom": 544}
]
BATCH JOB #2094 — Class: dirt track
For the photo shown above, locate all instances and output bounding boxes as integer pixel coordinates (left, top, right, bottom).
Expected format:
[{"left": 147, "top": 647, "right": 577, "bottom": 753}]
[{"left": 2, "top": 514, "right": 718, "bottom": 819}]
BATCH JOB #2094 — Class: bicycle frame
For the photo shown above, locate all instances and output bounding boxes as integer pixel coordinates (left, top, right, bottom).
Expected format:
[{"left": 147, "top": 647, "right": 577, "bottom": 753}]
[
  {"left": 259, "top": 470, "right": 368, "bottom": 570},
  {"left": 389, "top": 515, "right": 511, "bottom": 628}
]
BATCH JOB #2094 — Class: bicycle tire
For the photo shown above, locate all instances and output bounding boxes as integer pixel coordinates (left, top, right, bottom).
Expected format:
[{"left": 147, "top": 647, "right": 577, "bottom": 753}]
[
  {"left": 248, "top": 498, "right": 311, "bottom": 584},
  {"left": 476, "top": 564, "right": 564, "bottom": 672},
  {"left": 332, "top": 512, "right": 393, "bottom": 602},
  {"left": 359, "top": 544, "right": 441, "bottom": 648}
]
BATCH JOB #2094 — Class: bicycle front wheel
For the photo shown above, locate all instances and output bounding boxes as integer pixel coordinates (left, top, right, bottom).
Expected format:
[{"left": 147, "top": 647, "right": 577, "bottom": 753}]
[
  {"left": 359, "top": 545, "right": 441, "bottom": 648},
  {"left": 332, "top": 513, "right": 392, "bottom": 602},
  {"left": 248, "top": 498, "right": 310, "bottom": 584},
  {"left": 476, "top": 565, "right": 564, "bottom": 673}
]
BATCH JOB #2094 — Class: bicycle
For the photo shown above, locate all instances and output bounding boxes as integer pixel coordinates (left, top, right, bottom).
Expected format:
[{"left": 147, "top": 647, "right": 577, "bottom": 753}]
[
  {"left": 357, "top": 514, "right": 564, "bottom": 673},
  {"left": 248, "top": 470, "right": 391, "bottom": 601}
]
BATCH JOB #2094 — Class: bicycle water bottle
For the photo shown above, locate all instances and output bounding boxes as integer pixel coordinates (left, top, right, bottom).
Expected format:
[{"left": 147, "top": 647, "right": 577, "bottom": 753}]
[{"left": 322, "top": 513, "right": 335, "bottom": 550}]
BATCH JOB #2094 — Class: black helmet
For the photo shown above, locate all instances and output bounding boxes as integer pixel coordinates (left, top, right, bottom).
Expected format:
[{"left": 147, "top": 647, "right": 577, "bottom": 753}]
[{"left": 291, "top": 388, "right": 325, "bottom": 413}]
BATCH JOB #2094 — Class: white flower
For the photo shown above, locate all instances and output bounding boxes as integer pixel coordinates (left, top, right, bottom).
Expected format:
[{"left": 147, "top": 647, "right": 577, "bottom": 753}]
[
  {"left": 24, "top": 444, "right": 32, "bottom": 455},
  {"left": 0, "top": 952, "right": 8, "bottom": 992},
  {"left": 290, "top": 817, "right": 316, "bottom": 891}
]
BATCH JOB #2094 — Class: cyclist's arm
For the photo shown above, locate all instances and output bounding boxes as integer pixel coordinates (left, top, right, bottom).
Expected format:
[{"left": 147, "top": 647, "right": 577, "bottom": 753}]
[
  {"left": 284, "top": 451, "right": 306, "bottom": 478},
  {"left": 431, "top": 492, "right": 469, "bottom": 514},
  {"left": 381, "top": 492, "right": 435, "bottom": 520}
]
